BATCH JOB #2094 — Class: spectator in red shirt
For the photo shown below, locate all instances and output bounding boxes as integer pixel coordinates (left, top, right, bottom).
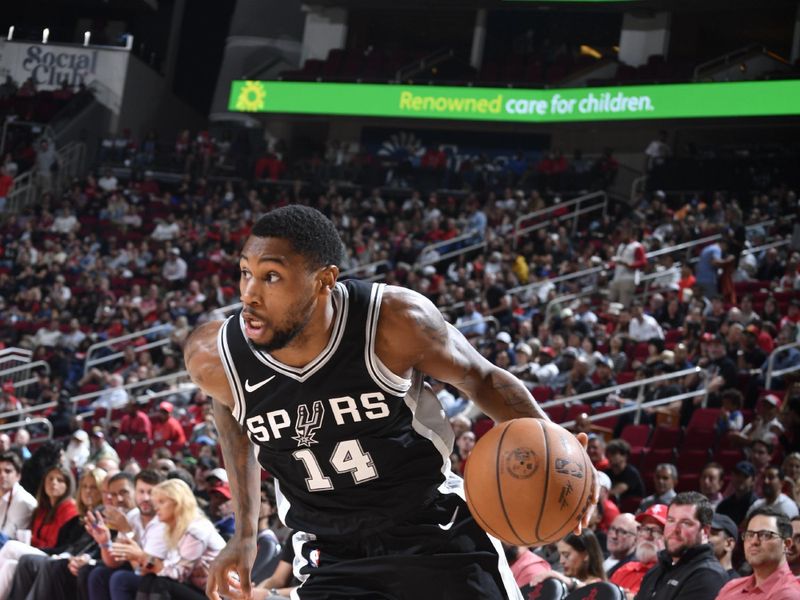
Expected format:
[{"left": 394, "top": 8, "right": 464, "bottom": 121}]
[
  {"left": 610, "top": 503, "right": 667, "bottom": 596},
  {"left": 0, "top": 166, "right": 13, "bottom": 211},
  {"left": 587, "top": 434, "right": 610, "bottom": 471},
  {"left": 152, "top": 401, "right": 186, "bottom": 447},
  {"left": 119, "top": 400, "right": 153, "bottom": 440}
]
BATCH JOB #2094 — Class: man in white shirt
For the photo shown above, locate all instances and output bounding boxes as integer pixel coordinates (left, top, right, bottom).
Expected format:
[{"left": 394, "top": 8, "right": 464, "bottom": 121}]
[
  {"left": 0, "top": 452, "right": 37, "bottom": 542},
  {"left": 162, "top": 248, "right": 188, "bottom": 283},
  {"left": 51, "top": 207, "right": 79, "bottom": 235},
  {"left": 151, "top": 215, "right": 180, "bottom": 241},
  {"left": 746, "top": 465, "right": 799, "bottom": 519},
  {"left": 90, "top": 373, "right": 130, "bottom": 412},
  {"left": 627, "top": 301, "right": 664, "bottom": 342},
  {"left": 609, "top": 225, "right": 647, "bottom": 308}
]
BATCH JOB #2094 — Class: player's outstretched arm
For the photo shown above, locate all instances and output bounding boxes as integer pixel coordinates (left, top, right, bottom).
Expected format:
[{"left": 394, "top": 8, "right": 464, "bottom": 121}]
[
  {"left": 377, "top": 285, "right": 549, "bottom": 423},
  {"left": 184, "top": 322, "right": 260, "bottom": 600}
]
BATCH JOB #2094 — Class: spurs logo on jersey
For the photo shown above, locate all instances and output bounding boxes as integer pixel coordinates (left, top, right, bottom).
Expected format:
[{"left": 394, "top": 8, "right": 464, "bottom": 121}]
[{"left": 292, "top": 401, "right": 324, "bottom": 447}]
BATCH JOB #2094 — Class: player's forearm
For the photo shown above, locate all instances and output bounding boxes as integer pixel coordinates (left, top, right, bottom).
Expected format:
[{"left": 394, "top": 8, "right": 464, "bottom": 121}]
[
  {"left": 469, "top": 367, "right": 550, "bottom": 423},
  {"left": 213, "top": 398, "right": 261, "bottom": 538}
]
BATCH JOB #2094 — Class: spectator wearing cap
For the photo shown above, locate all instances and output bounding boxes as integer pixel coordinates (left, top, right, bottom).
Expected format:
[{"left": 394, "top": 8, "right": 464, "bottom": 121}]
[
  {"left": 709, "top": 512, "right": 739, "bottom": 578},
  {"left": 592, "top": 355, "right": 617, "bottom": 390},
  {"left": 717, "top": 462, "right": 759, "bottom": 527},
  {"left": 162, "top": 247, "right": 187, "bottom": 283},
  {"left": 88, "top": 428, "right": 120, "bottom": 466},
  {"left": 699, "top": 462, "right": 725, "bottom": 510},
  {"left": 119, "top": 400, "right": 152, "bottom": 441},
  {"left": 605, "top": 439, "right": 645, "bottom": 503},
  {"left": 747, "top": 465, "right": 800, "bottom": 519},
  {"left": 610, "top": 504, "right": 667, "bottom": 595},
  {"left": 633, "top": 492, "right": 727, "bottom": 600},
  {"left": 627, "top": 301, "right": 664, "bottom": 343},
  {"left": 788, "top": 515, "right": 800, "bottom": 576},
  {"left": 492, "top": 331, "right": 516, "bottom": 365},
  {"left": 64, "top": 430, "right": 90, "bottom": 470},
  {"left": 207, "top": 478, "right": 235, "bottom": 540},
  {"left": 152, "top": 402, "right": 186, "bottom": 448},
  {"left": 604, "top": 513, "right": 638, "bottom": 577},
  {"left": 609, "top": 224, "right": 647, "bottom": 308},
  {"left": 533, "top": 346, "right": 559, "bottom": 386},
  {"left": 639, "top": 463, "right": 678, "bottom": 513},
  {"left": 716, "top": 507, "right": 800, "bottom": 600},
  {"left": 730, "top": 395, "right": 783, "bottom": 449},
  {"left": 555, "top": 355, "right": 594, "bottom": 398},
  {"left": 594, "top": 471, "right": 620, "bottom": 535}
]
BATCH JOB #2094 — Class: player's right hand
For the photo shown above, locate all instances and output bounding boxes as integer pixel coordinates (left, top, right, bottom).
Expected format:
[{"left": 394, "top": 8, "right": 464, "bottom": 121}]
[{"left": 206, "top": 535, "right": 257, "bottom": 600}]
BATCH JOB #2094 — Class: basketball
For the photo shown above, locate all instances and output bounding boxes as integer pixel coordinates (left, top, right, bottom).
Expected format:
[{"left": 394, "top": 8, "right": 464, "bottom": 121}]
[{"left": 463, "top": 418, "right": 595, "bottom": 546}]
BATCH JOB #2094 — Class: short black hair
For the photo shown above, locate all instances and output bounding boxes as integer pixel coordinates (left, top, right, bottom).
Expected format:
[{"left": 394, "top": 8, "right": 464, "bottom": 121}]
[
  {"left": 606, "top": 439, "right": 631, "bottom": 458},
  {"left": 135, "top": 468, "right": 166, "bottom": 487},
  {"left": 251, "top": 205, "right": 345, "bottom": 270},
  {"left": 0, "top": 451, "right": 22, "bottom": 474},
  {"left": 108, "top": 471, "right": 135, "bottom": 487},
  {"left": 671, "top": 491, "right": 713, "bottom": 527},
  {"left": 745, "top": 506, "right": 792, "bottom": 539}
]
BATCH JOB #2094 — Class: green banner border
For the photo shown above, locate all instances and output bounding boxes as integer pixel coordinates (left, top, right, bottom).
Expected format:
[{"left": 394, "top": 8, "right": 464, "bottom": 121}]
[{"left": 229, "top": 79, "right": 800, "bottom": 123}]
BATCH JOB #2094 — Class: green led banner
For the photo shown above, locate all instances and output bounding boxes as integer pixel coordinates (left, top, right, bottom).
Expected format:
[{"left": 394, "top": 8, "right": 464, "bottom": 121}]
[{"left": 229, "top": 80, "right": 800, "bottom": 123}]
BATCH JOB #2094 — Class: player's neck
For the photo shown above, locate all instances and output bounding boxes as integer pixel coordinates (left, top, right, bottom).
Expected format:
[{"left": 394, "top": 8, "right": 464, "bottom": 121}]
[{"left": 270, "top": 295, "right": 336, "bottom": 368}]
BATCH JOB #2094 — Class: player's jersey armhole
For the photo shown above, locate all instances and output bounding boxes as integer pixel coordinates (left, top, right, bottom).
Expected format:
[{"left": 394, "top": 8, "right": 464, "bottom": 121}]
[
  {"left": 365, "top": 283, "right": 412, "bottom": 397},
  {"left": 216, "top": 316, "right": 246, "bottom": 425}
]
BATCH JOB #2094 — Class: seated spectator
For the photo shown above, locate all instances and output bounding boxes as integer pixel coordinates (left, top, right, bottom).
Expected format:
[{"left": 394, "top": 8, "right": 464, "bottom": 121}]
[
  {"left": 730, "top": 395, "right": 784, "bottom": 448},
  {"left": 788, "top": 515, "right": 800, "bottom": 576},
  {"left": 709, "top": 512, "right": 739, "bottom": 578},
  {"left": 610, "top": 504, "right": 667, "bottom": 596},
  {"left": 717, "top": 389, "right": 744, "bottom": 436},
  {"left": 746, "top": 466, "right": 799, "bottom": 519},
  {"left": 259, "top": 481, "right": 289, "bottom": 545},
  {"left": 782, "top": 453, "right": 800, "bottom": 506},
  {"left": 502, "top": 542, "right": 551, "bottom": 589},
  {"left": 749, "top": 438, "right": 776, "bottom": 498},
  {"left": 587, "top": 434, "right": 609, "bottom": 471},
  {"left": 64, "top": 430, "right": 90, "bottom": 471},
  {"left": 716, "top": 507, "right": 800, "bottom": 599},
  {"left": 699, "top": 462, "right": 725, "bottom": 510},
  {"left": 0, "top": 452, "right": 37, "bottom": 546},
  {"left": 717, "top": 461, "right": 759, "bottom": 527},
  {"left": 603, "top": 513, "right": 638, "bottom": 578},
  {"left": 638, "top": 463, "right": 678, "bottom": 513},
  {"left": 0, "top": 465, "right": 79, "bottom": 596},
  {"left": 89, "top": 373, "right": 130, "bottom": 414},
  {"left": 122, "top": 479, "right": 225, "bottom": 600},
  {"left": 87, "top": 428, "right": 120, "bottom": 467},
  {"left": 529, "top": 530, "right": 606, "bottom": 592},
  {"left": 152, "top": 402, "right": 187, "bottom": 448},
  {"left": 627, "top": 301, "right": 664, "bottom": 342},
  {"left": 594, "top": 471, "right": 620, "bottom": 534},
  {"left": 605, "top": 439, "right": 645, "bottom": 504},
  {"left": 119, "top": 400, "right": 153, "bottom": 440},
  {"left": 634, "top": 493, "right": 728, "bottom": 600}
]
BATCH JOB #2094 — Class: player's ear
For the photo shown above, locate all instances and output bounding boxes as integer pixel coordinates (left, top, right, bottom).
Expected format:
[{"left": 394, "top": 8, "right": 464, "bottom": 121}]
[{"left": 318, "top": 265, "right": 339, "bottom": 291}]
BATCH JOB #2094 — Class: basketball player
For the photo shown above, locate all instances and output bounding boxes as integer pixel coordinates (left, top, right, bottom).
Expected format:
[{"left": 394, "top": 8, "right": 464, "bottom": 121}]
[{"left": 184, "top": 205, "right": 598, "bottom": 600}]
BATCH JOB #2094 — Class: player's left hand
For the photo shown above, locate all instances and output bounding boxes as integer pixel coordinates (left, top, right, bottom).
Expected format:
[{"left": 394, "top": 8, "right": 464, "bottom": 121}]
[{"left": 574, "top": 432, "right": 600, "bottom": 535}]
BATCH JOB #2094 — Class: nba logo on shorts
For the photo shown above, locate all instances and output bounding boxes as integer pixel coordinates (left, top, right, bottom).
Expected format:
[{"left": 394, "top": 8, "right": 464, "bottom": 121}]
[{"left": 309, "top": 548, "right": 321, "bottom": 567}]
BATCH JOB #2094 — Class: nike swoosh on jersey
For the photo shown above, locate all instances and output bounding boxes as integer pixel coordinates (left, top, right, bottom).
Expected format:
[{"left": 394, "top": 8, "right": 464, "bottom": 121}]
[
  {"left": 244, "top": 375, "right": 276, "bottom": 393},
  {"left": 438, "top": 507, "right": 459, "bottom": 531}
]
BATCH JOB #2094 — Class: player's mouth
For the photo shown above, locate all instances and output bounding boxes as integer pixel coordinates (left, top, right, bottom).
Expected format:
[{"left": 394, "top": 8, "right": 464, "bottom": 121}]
[{"left": 243, "top": 314, "right": 267, "bottom": 337}]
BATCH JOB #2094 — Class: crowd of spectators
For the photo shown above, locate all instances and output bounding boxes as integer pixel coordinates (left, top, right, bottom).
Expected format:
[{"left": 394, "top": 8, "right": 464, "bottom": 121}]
[{"left": 0, "top": 133, "right": 797, "bottom": 597}]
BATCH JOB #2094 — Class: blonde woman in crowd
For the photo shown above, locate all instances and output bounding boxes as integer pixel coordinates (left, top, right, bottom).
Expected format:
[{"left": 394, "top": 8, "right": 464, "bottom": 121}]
[{"left": 110, "top": 478, "right": 224, "bottom": 600}]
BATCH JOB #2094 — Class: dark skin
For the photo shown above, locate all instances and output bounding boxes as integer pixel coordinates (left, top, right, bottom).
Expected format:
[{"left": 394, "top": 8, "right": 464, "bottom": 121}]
[{"left": 185, "top": 236, "right": 598, "bottom": 600}]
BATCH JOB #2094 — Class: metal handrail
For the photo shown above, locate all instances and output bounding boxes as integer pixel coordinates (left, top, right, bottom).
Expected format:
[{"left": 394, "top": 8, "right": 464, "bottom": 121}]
[
  {"left": 741, "top": 238, "right": 790, "bottom": 257},
  {"left": 452, "top": 315, "right": 499, "bottom": 333},
  {"left": 135, "top": 383, "right": 197, "bottom": 404},
  {"left": 539, "top": 366, "right": 702, "bottom": 410},
  {"left": 513, "top": 191, "right": 607, "bottom": 247},
  {"left": 84, "top": 324, "right": 174, "bottom": 374},
  {"left": 416, "top": 231, "right": 484, "bottom": 266},
  {"left": 764, "top": 342, "right": 800, "bottom": 389},
  {"left": 559, "top": 388, "right": 708, "bottom": 429},
  {"left": 419, "top": 240, "right": 488, "bottom": 268},
  {"left": 0, "top": 418, "right": 53, "bottom": 442},
  {"left": 5, "top": 169, "right": 35, "bottom": 213},
  {"left": 645, "top": 235, "right": 721, "bottom": 260},
  {"left": 0, "top": 348, "right": 32, "bottom": 360},
  {"left": 0, "top": 360, "right": 50, "bottom": 384},
  {"left": 0, "top": 401, "right": 57, "bottom": 421},
  {"left": 84, "top": 338, "right": 172, "bottom": 373},
  {"left": 70, "top": 369, "right": 192, "bottom": 405}
]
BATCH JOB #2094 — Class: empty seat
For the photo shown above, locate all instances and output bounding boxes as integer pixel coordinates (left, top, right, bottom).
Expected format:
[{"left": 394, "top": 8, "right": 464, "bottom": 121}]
[{"left": 620, "top": 424, "right": 652, "bottom": 451}]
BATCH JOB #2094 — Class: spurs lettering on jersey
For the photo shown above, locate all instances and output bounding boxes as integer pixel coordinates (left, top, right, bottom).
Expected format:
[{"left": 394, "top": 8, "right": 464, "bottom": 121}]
[
  {"left": 245, "top": 392, "right": 390, "bottom": 444},
  {"left": 293, "top": 401, "right": 324, "bottom": 447}
]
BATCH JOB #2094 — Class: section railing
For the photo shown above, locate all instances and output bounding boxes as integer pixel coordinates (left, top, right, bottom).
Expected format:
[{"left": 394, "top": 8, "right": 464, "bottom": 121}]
[
  {"left": 0, "top": 418, "right": 53, "bottom": 443},
  {"left": 83, "top": 324, "right": 174, "bottom": 375},
  {"left": 0, "top": 348, "right": 33, "bottom": 373},
  {"left": 764, "top": 342, "right": 800, "bottom": 390},
  {"left": 513, "top": 191, "right": 607, "bottom": 248},
  {"left": 417, "top": 231, "right": 486, "bottom": 268},
  {"left": 0, "top": 360, "right": 51, "bottom": 395}
]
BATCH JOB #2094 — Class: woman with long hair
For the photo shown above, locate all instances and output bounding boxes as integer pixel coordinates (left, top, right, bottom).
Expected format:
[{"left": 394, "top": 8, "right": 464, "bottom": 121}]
[
  {"left": 0, "top": 464, "right": 81, "bottom": 598},
  {"left": 6, "top": 468, "right": 107, "bottom": 600},
  {"left": 109, "top": 479, "right": 224, "bottom": 600},
  {"left": 528, "top": 529, "right": 606, "bottom": 592}
]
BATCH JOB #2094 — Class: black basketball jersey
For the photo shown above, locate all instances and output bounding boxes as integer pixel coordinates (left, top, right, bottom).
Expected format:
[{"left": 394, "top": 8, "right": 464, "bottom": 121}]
[{"left": 217, "top": 279, "right": 455, "bottom": 538}]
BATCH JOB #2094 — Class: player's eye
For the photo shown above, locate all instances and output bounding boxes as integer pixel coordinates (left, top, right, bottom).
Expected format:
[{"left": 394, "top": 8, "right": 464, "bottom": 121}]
[{"left": 264, "top": 272, "right": 281, "bottom": 283}]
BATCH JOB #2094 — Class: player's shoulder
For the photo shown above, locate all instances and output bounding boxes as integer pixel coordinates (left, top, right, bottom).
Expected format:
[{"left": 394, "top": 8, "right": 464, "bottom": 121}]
[
  {"left": 378, "top": 284, "right": 444, "bottom": 331},
  {"left": 184, "top": 320, "right": 225, "bottom": 371}
]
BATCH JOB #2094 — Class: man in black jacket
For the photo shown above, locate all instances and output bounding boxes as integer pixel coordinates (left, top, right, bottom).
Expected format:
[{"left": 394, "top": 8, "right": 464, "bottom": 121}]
[{"left": 634, "top": 492, "right": 729, "bottom": 600}]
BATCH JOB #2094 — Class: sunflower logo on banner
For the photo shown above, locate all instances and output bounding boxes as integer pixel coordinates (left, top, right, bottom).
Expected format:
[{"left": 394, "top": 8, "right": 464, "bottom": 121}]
[{"left": 234, "top": 81, "right": 267, "bottom": 112}]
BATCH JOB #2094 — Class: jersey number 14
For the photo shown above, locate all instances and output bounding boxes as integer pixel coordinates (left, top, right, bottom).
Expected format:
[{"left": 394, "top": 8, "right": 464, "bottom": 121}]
[{"left": 293, "top": 439, "right": 378, "bottom": 491}]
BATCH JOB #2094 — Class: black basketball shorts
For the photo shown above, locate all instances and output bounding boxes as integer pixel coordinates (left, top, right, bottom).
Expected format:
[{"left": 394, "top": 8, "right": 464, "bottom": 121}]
[{"left": 289, "top": 487, "right": 523, "bottom": 600}]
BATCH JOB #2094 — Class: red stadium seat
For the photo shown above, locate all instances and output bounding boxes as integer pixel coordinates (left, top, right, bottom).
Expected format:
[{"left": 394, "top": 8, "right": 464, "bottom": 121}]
[
  {"left": 620, "top": 424, "right": 652, "bottom": 451},
  {"left": 649, "top": 426, "right": 681, "bottom": 450}
]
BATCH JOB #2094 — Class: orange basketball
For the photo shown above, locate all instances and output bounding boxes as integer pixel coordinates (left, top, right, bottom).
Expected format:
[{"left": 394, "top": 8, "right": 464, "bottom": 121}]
[{"left": 463, "top": 418, "right": 595, "bottom": 546}]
